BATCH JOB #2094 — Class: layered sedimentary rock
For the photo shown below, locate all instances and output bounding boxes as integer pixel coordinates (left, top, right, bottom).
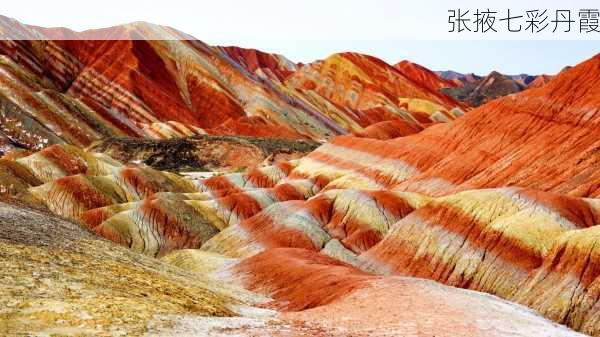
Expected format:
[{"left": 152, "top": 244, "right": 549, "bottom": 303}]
[
  {"left": 79, "top": 179, "right": 317, "bottom": 257},
  {"left": 30, "top": 167, "right": 197, "bottom": 217},
  {"left": 361, "top": 188, "right": 600, "bottom": 298},
  {"left": 395, "top": 60, "right": 458, "bottom": 92},
  {"left": 0, "top": 36, "right": 329, "bottom": 141},
  {"left": 3, "top": 195, "right": 580, "bottom": 336},
  {"left": 0, "top": 201, "right": 269, "bottom": 336},
  {"left": 0, "top": 15, "right": 467, "bottom": 152},
  {"left": 513, "top": 223, "right": 600, "bottom": 336},
  {"left": 0, "top": 19, "right": 329, "bottom": 144},
  {"left": 0, "top": 144, "right": 119, "bottom": 198},
  {"left": 197, "top": 54, "right": 598, "bottom": 335},
  {"left": 0, "top": 159, "right": 41, "bottom": 197},
  {"left": 2, "top": 101, "right": 598, "bottom": 336},
  {"left": 287, "top": 52, "right": 462, "bottom": 127},
  {"left": 288, "top": 56, "right": 599, "bottom": 198},
  {"left": 2, "top": 15, "right": 599, "bottom": 337},
  {"left": 218, "top": 46, "right": 298, "bottom": 82}
]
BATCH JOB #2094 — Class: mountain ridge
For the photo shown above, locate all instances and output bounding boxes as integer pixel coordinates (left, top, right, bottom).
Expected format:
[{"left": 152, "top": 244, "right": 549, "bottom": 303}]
[
  {"left": 1, "top": 14, "right": 599, "bottom": 337},
  {"left": 0, "top": 15, "right": 551, "bottom": 152}
]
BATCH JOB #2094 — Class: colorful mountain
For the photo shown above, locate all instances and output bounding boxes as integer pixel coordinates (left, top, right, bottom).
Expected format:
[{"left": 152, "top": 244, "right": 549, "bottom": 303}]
[
  {"left": 287, "top": 52, "right": 463, "bottom": 126},
  {"left": 2, "top": 198, "right": 585, "bottom": 336},
  {"left": 0, "top": 15, "right": 466, "bottom": 153},
  {"left": 2, "top": 49, "right": 599, "bottom": 336},
  {"left": 395, "top": 60, "right": 458, "bottom": 92},
  {"left": 217, "top": 46, "right": 299, "bottom": 82},
  {"left": 1, "top": 13, "right": 599, "bottom": 337}
]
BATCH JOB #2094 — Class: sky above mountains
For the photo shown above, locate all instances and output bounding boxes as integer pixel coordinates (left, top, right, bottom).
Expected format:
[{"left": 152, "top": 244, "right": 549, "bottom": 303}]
[{"left": 3, "top": 0, "right": 599, "bottom": 74}]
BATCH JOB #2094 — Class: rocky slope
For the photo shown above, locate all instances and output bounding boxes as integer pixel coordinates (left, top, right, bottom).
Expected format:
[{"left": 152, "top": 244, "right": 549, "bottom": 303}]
[
  {"left": 395, "top": 60, "right": 458, "bottom": 92},
  {"left": 528, "top": 74, "right": 554, "bottom": 88},
  {"left": 0, "top": 199, "right": 268, "bottom": 336},
  {"left": 0, "top": 148, "right": 589, "bottom": 336},
  {"left": 1, "top": 202, "right": 583, "bottom": 337},
  {"left": 287, "top": 52, "right": 463, "bottom": 126},
  {"left": 0, "top": 15, "right": 464, "bottom": 152},
  {"left": 2, "top": 52, "right": 599, "bottom": 336},
  {"left": 1, "top": 14, "right": 599, "bottom": 337}
]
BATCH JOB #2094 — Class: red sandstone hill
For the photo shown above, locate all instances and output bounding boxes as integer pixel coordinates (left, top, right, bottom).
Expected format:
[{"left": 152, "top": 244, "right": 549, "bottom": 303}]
[
  {"left": 394, "top": 60, "right": 458, "bottom": 92},
  {"left": 204, "top": 53, "right": 599, "bottom": 336},
  {"left": 0, "top": 15, "right": 468, "bottom": 153},
  {"left": 2, "top": 14, "right": 599, "bottom": 337},
  {"left": 217, "top": 46, "right": 298, "bottom": 82},
  {"left": 287, "top": 52, "right": 464, "bottom": 126},
  {"left": 528, "top": 74, "right": 554, "bottom": 88},
  {"left": 2, "top": 52, "right": 598, "bottom": 336}
]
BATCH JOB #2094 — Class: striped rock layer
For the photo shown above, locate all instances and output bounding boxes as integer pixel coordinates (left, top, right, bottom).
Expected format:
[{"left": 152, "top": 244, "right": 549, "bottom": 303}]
[
  {"left": 0, "top": 201, "right": 270, "bottom": 336},
  {"left": 1, "top": 20, "right": 599, "bottom": 337},
  {"left": 394, "top": 60, "right": 459, "bottom": 92},
  {"left": 0, "top": 16, "right": 462, "bottom": 151},
  {"left": 1, "top": 202, "right": 584, "bottom": 337},
  {"left": 4, "top": 144, "right": 597, "bottom": 336}
]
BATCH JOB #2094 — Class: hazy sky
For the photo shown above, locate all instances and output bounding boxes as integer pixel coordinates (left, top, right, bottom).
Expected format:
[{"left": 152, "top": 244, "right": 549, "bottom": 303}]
[{"left": 3, "top": 0, "right": 599, "bottom": 74}]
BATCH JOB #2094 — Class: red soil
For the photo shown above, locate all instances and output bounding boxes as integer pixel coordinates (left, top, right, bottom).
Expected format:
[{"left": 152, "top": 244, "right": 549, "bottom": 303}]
[
  {"left": 234, "top": 248, "right": 372, "bottom": 311},
  {"left": 353, "top": 118, "right": 424, "bottom": 140}
]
